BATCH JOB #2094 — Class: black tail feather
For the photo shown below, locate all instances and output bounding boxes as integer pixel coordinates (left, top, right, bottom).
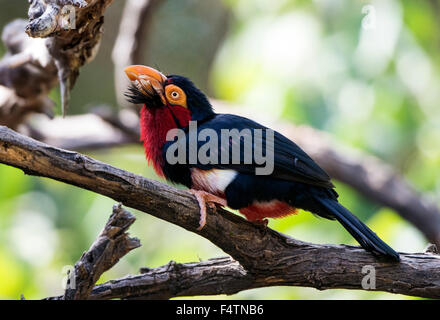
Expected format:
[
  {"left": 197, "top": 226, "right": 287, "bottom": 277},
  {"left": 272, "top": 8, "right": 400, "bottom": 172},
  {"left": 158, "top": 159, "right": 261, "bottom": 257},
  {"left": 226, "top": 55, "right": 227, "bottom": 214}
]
[{"left": 315, "top": 197, "right": 400, "bottom": 262}]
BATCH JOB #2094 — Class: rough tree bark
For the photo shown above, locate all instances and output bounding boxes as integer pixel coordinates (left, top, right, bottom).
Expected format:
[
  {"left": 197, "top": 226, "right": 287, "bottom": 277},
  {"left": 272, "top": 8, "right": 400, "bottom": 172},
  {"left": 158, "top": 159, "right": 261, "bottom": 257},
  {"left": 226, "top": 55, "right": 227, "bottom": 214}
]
[
  {"left": 25, "top": 104, "right": 440, "bottom": 249},
  {"left": 26, "top": 0, "right": 115, "bottom": 114},
  {"left": 63, "top": 203, "right": 140, "bottom": 300},
  {"left": 0, "top": 0, "right": 115, "bottom": 125},
  {"left": 1, "top": 126, "right": 440, "bottom": 299}
]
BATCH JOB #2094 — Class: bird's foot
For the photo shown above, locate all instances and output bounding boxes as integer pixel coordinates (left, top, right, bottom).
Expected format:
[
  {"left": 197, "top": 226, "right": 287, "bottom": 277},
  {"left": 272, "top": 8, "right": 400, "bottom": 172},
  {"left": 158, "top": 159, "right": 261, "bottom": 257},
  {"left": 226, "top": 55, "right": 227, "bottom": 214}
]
[
  {"left": 254, "top": 219, "right": 269, "bottom": 227},
  {"left": 252, "top": 218, "right": 269, "bottom": 234},
  {"left": 188, "top": 189, "right": 227, "bottom": 231}
]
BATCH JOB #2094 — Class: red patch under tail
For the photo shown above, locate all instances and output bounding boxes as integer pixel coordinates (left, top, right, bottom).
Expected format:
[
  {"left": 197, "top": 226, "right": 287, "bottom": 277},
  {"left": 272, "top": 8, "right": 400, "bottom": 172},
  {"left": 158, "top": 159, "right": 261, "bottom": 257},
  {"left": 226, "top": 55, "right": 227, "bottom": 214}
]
[{"left": 239, "top": 200, "right": 298, "bottom": 222}]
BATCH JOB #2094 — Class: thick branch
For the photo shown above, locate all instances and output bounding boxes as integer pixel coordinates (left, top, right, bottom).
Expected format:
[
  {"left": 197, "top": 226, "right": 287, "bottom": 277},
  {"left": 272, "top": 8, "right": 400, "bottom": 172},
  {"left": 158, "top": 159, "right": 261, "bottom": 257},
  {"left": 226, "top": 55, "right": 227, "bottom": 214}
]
[
  {"left": 1, "top": 0, "right": 436, "bottom": 246},
  {"left": 82, "top": 253, "right": 440, "bottom": 299},
  {"left": 61, "top": 203, "right": 140, "bottom": 300},
  {"left": 27, "top": 104, "right": 440, "bottom": 247},
  {"left": 68, "top": 257, "right": 250, "bottom": 300},
  {"left": 1, "top": 126, "right": 440, "bottom": 299}
]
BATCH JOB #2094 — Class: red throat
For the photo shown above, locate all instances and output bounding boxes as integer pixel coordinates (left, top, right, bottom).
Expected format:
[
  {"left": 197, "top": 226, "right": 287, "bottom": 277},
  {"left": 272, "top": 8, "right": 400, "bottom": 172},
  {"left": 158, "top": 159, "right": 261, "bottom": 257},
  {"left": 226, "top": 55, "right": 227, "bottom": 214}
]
[{"left": 140, "top": 105, "right": 191, "bottom": 177}]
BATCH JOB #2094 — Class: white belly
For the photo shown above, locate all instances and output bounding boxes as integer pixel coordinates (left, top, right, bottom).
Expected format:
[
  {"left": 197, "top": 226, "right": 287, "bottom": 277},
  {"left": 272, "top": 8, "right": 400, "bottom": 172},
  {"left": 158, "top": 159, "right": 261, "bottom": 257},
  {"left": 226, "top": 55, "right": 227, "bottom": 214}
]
[{"left": 190, "top": 169, "right": 237, "bottom": 195}]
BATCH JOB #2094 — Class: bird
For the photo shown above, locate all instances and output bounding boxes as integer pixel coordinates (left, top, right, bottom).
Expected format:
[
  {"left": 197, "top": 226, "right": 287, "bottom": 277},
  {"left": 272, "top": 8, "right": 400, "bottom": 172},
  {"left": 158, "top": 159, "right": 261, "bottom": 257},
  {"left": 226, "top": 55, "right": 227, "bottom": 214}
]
[{"left": 124, "top": 64, "right": 400, "bottom": 262}]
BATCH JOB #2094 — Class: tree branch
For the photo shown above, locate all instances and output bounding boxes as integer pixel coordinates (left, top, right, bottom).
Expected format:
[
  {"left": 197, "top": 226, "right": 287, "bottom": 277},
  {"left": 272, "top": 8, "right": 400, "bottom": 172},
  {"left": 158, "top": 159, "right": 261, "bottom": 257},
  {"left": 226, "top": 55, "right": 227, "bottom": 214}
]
[
  {"left": 1, "top": 125, "right": 440, "bottom": 299},
  {"left": 0, "top": 19, "right": 57, "bottom": 128},
  {"left": 25, "top": 0, "right": 114, "bottom": 115},
  {"left": 61, "top": 203, "right": 140, "bottom": 300},
  {"left": 63, "top": 253, "right": 440, "bottom": 299},
  {"left": 2, "top": 0, "right": 437, "bottom": 248},
  {"left": 26, "top": 102, "right": 440, "bottom": 248},
  {"left": 65, "top": 257, "right": 250, "bottom": 300}
]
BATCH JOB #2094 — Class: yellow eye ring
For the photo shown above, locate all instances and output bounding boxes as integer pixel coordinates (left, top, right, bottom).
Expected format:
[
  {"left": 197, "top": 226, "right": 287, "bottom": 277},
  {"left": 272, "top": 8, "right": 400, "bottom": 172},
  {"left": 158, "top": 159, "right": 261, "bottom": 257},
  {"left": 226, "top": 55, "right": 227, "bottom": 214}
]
[{"left": 165, "top": 84, "right": 187, "bottom": 108}]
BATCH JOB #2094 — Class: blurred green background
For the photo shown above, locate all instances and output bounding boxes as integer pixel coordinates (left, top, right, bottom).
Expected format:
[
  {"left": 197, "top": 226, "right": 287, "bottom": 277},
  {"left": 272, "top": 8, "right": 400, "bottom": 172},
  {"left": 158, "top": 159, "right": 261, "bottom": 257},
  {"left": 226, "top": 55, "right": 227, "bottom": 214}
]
[{"left": 0, "top": 0, "right": 439, "bottom": 299}]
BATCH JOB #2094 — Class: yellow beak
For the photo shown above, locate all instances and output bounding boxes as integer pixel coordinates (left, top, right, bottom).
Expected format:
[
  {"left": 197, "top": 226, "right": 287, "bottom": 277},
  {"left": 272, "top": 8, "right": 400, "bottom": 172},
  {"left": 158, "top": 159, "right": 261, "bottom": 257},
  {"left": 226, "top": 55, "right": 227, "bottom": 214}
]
[{"left": 124, "top": 65, "right": 167, "bottom": 104}]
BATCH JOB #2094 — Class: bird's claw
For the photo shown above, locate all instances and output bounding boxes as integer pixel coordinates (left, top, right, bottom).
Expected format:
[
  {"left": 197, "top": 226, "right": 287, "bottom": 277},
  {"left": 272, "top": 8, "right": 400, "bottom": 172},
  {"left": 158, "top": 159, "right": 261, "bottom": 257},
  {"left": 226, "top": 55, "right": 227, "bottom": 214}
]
[
  {"left": 256, "top": 218, "right": 269, "bottom": 227},
  {"left": 252, "top": 219, "right": 269, "bottom": 235},
  {"left": 188, "top": 189, "right": 227, "bottom": 231}
]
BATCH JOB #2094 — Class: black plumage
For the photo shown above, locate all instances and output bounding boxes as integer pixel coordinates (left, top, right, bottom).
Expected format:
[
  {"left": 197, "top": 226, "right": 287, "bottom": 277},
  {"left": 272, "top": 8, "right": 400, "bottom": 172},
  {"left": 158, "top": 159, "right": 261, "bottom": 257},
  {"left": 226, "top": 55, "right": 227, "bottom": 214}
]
[
  {"left": 161, "top": 82, "right": 399, "bottom": 261},
  {"left": 124, "top": 67, "right": 400, "bottom": 262}
]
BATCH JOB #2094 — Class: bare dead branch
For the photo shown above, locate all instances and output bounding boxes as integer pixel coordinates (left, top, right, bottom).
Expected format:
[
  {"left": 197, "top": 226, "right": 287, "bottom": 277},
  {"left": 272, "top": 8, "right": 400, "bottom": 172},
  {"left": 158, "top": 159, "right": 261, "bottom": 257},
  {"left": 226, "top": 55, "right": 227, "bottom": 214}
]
[
  {"left": 25, "top": 0, "right": 114, "bottom": 115},
  {"left": 1, "top": 125, "right": 440, "bottom": 299},
  {"left": 59, "top": 203, "right": 140, "bottom": 300},
  {"left": 6, "top": 0, "right": 436, "bottom": 251},
  {"left": 54, "top": 257, "right": 251, "bottom": 300},
  {"left": 49, "top": 252, "right": 440, "bottom": 300},
  {"left": 25, "top": 101, "right": 440, "bottom": 248},
  {"left": 0, "top": 19, "right": 57, "bottom": 128}
]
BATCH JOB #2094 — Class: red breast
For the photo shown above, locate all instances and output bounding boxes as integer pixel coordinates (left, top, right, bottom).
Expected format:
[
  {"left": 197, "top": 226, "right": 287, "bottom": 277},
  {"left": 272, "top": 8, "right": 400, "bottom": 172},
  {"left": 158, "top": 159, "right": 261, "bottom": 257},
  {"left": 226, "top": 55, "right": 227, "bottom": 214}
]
[{"left": 140, "top": 105, "right": 191, "bottom": 177}]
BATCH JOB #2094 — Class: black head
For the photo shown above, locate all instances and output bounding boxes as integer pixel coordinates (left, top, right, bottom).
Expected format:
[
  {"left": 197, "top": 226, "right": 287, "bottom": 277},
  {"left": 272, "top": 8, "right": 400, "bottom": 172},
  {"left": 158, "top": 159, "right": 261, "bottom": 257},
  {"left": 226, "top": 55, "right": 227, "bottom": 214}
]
[
  {"left": 124, "top": 65, "right": 215, "bottom": 122},
  {"left": 166, "top": 75, "right": 214, "bottom": 122}
]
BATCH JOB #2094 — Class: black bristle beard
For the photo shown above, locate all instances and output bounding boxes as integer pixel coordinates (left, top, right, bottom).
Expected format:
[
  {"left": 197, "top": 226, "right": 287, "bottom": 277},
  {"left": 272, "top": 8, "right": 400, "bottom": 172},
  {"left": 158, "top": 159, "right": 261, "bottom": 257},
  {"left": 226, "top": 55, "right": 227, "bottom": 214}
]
[{"left": 124, "top": 84, "right": 164, "bottom": 109}]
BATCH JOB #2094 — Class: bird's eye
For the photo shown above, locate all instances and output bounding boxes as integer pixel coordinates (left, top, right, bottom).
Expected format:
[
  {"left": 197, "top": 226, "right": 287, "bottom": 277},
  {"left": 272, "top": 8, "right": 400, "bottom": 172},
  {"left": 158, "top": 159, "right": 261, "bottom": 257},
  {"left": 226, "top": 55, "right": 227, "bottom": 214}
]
[
  {"left": 171, "top": 91, "right": 179, "bottom": 99},
  {"left": 165, "top": 84, "right": 187, "bottom": 107}
]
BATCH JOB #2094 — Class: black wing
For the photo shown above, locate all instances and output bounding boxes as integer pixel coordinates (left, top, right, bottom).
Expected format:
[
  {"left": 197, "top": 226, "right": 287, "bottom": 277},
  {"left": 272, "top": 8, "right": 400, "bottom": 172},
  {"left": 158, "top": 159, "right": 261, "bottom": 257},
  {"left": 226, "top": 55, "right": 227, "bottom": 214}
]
[{"left": 163, "top": 113, "right": 334, "bottom": 189}]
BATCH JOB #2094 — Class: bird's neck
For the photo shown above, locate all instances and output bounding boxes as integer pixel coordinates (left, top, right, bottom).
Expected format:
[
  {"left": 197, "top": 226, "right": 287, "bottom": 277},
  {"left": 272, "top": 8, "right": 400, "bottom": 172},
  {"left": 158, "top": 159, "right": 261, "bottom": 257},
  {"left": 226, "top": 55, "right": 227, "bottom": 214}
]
[{"left": 139, "top": 105, "right": 191, "bottom": 177}]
